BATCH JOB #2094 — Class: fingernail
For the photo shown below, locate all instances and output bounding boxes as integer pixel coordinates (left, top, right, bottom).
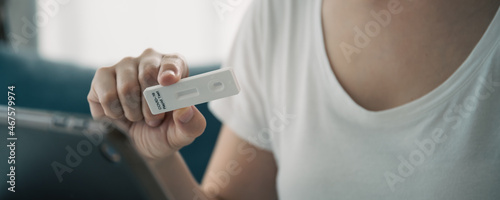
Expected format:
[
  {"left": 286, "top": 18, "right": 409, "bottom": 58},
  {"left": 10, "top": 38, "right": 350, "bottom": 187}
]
[
  {"left": 162, "top": 70, "right": 176, "bottom": 77},
  {"left": 148, "top": 119, "right": 162, "bottom": 127},
  {"left": 178, "top": 106, "right": 194, "bottom": 124}
]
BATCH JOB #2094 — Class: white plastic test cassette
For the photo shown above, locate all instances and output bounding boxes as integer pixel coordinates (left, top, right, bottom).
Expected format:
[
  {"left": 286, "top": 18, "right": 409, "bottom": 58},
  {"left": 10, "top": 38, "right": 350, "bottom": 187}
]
[{"left": 143, "top": 68, "right": 240, "bottom": 115}]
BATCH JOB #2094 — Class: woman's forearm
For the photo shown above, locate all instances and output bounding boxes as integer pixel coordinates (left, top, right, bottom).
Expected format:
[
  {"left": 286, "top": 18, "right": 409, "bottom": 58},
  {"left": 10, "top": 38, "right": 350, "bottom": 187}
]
[{"left": 149, "top": 152, "right": 217, "bottom": 200}]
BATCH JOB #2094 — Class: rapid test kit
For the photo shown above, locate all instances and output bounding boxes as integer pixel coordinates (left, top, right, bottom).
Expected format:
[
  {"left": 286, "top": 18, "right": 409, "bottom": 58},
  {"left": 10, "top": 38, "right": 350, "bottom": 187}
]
[{"left": 143, "top": 68, "right": 240, "bottom": 115}]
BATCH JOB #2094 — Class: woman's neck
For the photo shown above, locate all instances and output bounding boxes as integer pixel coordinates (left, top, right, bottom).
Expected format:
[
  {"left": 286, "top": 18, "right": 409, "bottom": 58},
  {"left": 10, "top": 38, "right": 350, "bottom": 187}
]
[{"left": 321, "top": 0, "right": 499, "bottom": 111}]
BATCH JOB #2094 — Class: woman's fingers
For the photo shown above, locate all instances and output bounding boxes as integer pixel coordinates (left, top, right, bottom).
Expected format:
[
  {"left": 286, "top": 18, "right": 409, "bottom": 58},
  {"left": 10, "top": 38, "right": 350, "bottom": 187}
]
[
  {"left": 158, "top": 54, "right": 189, "bottom": 86},
  {"left": 115, "top": 57, "right": 143, "bottom": 122},
  {"left": 87, "top": 87, "right": 105, "bottom": 119},
  {"left": 88, "top": 48, "right": 201, "bottom": 135},
  {"left": 90, "top": 67, "right": 124, "bottom": 119},
  {"left": 88, "top": 48, "right": 208, "bottom": 160},
  {"left": 138, "top": 49, "right": 166, "bottom": 127},
  {"left": 167, "top": 106, "right": 207, "bottom": 150}
]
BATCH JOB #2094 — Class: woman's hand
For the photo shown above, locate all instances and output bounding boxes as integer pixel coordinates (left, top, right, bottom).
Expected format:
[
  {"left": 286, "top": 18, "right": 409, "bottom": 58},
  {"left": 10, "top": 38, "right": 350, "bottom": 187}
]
[{"left": 87, "top": 48, "right": 206, "bottom": 161}]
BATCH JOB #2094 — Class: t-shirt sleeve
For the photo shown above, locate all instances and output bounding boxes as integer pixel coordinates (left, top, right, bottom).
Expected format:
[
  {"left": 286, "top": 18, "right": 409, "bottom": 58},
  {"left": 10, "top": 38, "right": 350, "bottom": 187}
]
[{"left": 208, "top": 0, "right": 273, "bottom": 151}]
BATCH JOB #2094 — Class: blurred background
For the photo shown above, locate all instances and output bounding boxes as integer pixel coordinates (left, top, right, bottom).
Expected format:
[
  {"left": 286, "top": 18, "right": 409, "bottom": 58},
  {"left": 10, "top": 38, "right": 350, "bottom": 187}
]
[{"left": 4, "top": 0, "right": 251, "bottom": 68}]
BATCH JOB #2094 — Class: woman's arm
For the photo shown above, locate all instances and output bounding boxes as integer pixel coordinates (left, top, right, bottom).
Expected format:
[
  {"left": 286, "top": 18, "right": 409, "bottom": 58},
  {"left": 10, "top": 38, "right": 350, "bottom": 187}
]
[
  {"left": 88, "top": 47, "right": 277, "bottom": 199},
  {"left": 150, "top": 125, "right": 278, "bottom": 200}
]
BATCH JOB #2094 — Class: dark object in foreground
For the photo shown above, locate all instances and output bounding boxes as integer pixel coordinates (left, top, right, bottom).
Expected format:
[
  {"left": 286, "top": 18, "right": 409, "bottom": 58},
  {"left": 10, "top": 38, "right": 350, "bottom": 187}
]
[{"left": 0, "top": 106, "right": 169, "bottom": 200}]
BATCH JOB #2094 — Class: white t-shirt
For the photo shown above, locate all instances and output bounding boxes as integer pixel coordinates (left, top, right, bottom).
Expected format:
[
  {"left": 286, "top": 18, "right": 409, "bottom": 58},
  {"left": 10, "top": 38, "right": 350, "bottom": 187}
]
[{"left": 209, "top": 0, "right": 500, "bottom": 199}]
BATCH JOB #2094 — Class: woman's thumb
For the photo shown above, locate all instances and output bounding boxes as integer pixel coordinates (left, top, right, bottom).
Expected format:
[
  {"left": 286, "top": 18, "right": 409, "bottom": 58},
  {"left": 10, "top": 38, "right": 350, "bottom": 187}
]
[{"left": 169, "top": 106, "right": 206, "bottom": 148}]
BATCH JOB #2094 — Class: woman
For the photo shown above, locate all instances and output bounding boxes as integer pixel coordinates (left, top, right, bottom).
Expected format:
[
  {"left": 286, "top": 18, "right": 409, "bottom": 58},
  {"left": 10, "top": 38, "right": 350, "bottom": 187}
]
[{"left": 88, "top": 0, "right": 500, "bottom": 199}]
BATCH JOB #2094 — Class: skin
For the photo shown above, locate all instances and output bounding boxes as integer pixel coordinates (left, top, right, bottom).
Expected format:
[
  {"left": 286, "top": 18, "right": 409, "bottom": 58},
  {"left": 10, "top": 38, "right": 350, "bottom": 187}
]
[
  {"left": 87, "top": 0, "right": 499, "bottom": 199},
  {"left": 323, "top": 0, "right": 500, "bottom": 111}
]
